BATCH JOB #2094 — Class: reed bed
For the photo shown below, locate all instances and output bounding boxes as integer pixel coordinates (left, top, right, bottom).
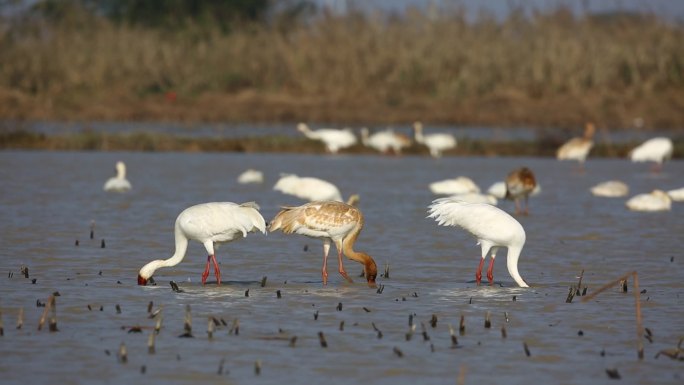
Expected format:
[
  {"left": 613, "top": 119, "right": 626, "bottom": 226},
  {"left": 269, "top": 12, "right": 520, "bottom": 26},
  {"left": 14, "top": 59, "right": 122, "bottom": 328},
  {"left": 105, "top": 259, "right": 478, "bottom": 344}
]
[{"left": 0, "top": 7, "right": 683, "bottom": 127}]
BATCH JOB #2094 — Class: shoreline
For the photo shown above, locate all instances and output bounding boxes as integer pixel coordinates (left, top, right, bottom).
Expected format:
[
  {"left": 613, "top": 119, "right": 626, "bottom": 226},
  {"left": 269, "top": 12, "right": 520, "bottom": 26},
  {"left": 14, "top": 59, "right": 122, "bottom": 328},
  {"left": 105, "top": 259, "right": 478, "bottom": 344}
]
[{"left": 1, "top": 128, "right": 680, "bottom": 159}]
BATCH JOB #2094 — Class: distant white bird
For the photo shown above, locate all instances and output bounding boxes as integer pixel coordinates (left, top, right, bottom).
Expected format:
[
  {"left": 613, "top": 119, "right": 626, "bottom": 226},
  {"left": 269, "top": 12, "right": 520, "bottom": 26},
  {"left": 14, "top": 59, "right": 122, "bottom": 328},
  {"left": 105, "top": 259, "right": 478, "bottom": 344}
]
[
  {"left": 489, "top": 180, "right": 541, "bottom": 199},
  {"left": 428, "top": 198, "right": 529, "bottom": 287},
  {"left": 625, "top": 190, "right": 672, "bottom": 212},
  {"left": 667, "top": 187, "right": 684, "bottom": 202},
  {"left": 429, "top": 176, "right": 480, "bottom": 195},
  {"left": 274, "top": 174, "right": 343, "bottom": 202},
  {"left": 629, "top": 137, "right": 673, "bottom": 172},
  {"left": 237, "top": 169, "right": 264, "bottom": 184},
  {"left": 447, "top": 192, "right": 498, "bottom": 205},
  {"left": 413, "top": 121, "right": 457, "bottom": 158},
  {"left": 103, "top": 161, "right": 132, "bottom": 192},
  {"left": 268, "top": 201, "right": 377, "bottom": 287},
  {"left": 505, "top": 167, "right": 537, "bottom": 215},
  {"left": 137, "top": 202, "right": 266, "bottom": 286},
  {"left": 590, "top": 180, "right": 629, "bottom": 198},
  {"left": 487, "top": 181, "right": 507, "bottom": 199},
  {"left": 297, "top": 122, "right": 357, "bottom": 154},
  {"left": 360, "top": 127, "right": 411, "bottom": 155},
  {"left": 557, "top": 122, "right": 595, "bottom": 171}
]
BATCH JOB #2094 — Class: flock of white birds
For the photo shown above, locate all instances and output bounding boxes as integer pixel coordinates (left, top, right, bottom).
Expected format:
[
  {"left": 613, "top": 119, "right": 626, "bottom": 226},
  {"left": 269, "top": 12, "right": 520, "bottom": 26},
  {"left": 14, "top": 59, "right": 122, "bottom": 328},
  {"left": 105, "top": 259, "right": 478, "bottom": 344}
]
[{"left": 105, "top": 122, "right": 680, "bottom": 289}]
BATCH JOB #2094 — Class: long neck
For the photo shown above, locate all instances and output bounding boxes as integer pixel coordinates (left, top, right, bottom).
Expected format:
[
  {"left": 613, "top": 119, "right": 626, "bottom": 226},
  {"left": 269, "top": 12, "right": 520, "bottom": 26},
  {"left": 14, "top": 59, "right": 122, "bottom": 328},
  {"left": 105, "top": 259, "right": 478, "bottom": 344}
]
[
  {"left": 139, "top": 224, "right": 189, "bottom": 278},
  {"left": 360, "top": 129, "right": 370, "bottom": 145},
  {"left": 413, "top": 126, "right": 425, "bottom": 143},
  {"left": 298, "top": 124, "right": 318, "bottom": 139},
  {"left": 506, "top": 246, "right": 529, "bottom": 287},
  {"left": 117, "top": 165, "right": 127, "bottom": 179},
  {"left": 341, "top": 219, "right": 377, "bottom": 280}
]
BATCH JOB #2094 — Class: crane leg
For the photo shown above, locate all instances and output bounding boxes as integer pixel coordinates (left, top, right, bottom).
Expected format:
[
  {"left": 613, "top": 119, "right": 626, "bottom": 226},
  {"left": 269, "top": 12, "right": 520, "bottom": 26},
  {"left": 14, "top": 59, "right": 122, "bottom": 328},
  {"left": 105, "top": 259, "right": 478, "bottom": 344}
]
[
  {"left": 486, "top": 257, "right": 495, "bottom": 284},
  {"left": 202, "top": 255, "right": 211, "bottom": 285},
  {"left": 476, "top": 258, "right": 485, "bottom": 285},
  {"left": 211, "top": 254, "right": 221, "bottom": 285},
  {"left": 321, "top": 241, "right": 331, "bottom": 285}
]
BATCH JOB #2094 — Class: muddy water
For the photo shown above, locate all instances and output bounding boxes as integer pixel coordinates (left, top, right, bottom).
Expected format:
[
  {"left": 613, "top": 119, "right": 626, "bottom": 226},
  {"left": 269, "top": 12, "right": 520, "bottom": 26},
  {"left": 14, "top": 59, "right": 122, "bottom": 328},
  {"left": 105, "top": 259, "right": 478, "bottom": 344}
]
[{"left": 0, "top": 150, "right": 682, "bottom": 385}]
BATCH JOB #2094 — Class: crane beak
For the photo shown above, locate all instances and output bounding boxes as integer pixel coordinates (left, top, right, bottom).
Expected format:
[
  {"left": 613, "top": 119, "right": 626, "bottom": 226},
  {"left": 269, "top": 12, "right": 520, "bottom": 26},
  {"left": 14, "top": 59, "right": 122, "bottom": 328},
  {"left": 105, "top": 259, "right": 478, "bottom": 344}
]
[{"left": 137, "top": 275, "right": 147, "bottom": 286}]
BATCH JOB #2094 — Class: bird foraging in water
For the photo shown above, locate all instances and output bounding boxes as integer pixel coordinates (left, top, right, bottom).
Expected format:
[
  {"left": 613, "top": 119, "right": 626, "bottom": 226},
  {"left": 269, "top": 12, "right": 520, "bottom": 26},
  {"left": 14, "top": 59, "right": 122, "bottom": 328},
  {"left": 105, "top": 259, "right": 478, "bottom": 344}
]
[
  {"left": 629, "top": 137, "right": 673, "bottom": 173},
  {"left": 103, "top": 161, "right": 132, "bottom": 192},
  {"left": 505, "top": 167, "right": 537, "bottom": 215},
  {"left": 556, "top": 122, "right": 595, "bottom": 172},
  {"left": 137, "top": 202, "right": 266, "bottom": 286},
  {"left": 625, "top": 190, "right": 672, "bottom": 212},
  {"left": 428, "top": 198, "right": 529, "bottom": 287},
  {"left": 590, "top": 180, "right": 629, "bottom": 198},
  {"left": 268, "top": 201, "right": 377, "bottom": 287}
]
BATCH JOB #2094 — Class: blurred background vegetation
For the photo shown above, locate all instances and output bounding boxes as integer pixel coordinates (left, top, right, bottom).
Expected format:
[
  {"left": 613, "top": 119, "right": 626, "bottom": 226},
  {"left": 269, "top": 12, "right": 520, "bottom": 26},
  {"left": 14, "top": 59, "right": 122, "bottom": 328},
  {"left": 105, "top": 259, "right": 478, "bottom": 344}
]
[{"left": 0, "top": 0, "right": 683, "bottom": 129}]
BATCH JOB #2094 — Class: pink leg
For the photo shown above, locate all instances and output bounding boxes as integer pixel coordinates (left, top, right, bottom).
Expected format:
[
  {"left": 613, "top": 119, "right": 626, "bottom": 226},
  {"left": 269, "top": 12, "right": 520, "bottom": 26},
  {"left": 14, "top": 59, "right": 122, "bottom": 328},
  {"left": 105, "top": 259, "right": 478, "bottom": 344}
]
[
  {"left": 486, "top": 258, "right": 495, "bottom": 284},
  {"left": 476, "top": 258, "right": 485, "bottom": 285},
  {"left": 514, "top": 199, "right": 521, "bottom": 215},
  {"left": 321, "top": 241, "right": 330, "bottom": 285},
  {"left": 202, "top": 255, "right": 211, "bottom": 285},
  {"left": 211, "top": 254, "right": 221, "bottom": 285},
  {"left": 523, "top": 196, "right": 530, "bottom": 216},
  {"left": 336, "top": 245, "right": 353, "bottom": 283}
]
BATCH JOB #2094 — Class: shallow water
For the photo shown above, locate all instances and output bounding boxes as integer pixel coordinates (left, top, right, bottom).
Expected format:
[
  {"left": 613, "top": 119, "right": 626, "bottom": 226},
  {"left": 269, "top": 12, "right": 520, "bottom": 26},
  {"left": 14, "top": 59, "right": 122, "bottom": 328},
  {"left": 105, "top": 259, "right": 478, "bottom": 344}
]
[{"left": 0, "top": 150, "right": 683, "bottom": 385}]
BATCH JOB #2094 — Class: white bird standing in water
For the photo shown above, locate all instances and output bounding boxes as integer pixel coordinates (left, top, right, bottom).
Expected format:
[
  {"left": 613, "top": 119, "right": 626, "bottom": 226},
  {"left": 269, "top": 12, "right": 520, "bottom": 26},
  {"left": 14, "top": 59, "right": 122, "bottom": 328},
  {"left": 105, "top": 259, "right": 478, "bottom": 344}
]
[
  {"left": 103, "top": 161, "right": 132, "bottom": 192},
  {"left": 556, "top": 122, "right": 595, "bottom": 171},
  {"left": 273, "top": 174, "right": 358, "bottom": 205},
  {"left": 429, "top": 176, "right": 480, "bottom": 195},
  {"left": 268, "top": 201, "right": 377, "bottom": 287},
  {"left": 360, "top": 127, "right": 411, "bottom": 155},
  {"left": 237, "top": 169, "right": 264, "bottom": 184},
  {"left": 629, "top": 137, "right": 673, "bottom": 173},
  {"left": 625, "top": 190, "right": 672, "bottom": 212},
  {"left": 667, "top": 187, "right": 684, "bottom": 202},
  {"left": 590, "top": 180, "right": 629, "bottom": 197},
  {"left": 297, "top": 122, "right": 357, "bottom": 154},
  {"left": 413, "top": 121, "right": 457, "bottom": 158},
  {"left": 428, "top": 198, "right": 529, "bottom": 287},
  {"left": 137, "top": 202, "right": 266, "bottom": 286}
]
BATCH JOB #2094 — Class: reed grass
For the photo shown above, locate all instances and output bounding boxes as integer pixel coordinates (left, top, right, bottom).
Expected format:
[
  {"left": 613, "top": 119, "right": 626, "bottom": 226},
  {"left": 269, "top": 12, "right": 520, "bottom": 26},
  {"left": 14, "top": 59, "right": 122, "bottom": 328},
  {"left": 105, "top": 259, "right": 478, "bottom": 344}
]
[{"left": 0, "top": 7, "right": 683, "bottom": 127}]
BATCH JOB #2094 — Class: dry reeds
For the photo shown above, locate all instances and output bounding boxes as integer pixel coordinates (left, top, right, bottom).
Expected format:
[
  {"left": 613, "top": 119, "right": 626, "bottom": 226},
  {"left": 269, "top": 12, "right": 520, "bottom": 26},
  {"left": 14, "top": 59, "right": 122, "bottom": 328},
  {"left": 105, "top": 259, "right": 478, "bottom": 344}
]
[{"left": 0, "top": 7, "right": 683, "bottom": 127}]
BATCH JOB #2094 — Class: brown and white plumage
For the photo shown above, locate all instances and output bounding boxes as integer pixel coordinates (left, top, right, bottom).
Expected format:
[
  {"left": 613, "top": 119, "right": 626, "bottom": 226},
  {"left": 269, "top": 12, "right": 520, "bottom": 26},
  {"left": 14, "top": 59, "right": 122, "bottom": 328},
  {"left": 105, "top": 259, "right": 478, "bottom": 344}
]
[
  {"left": 137, "top": 202, "right": 266, "bottom": 286},
  {"left": 557, "top": 122, "right": 595, "bottom": 171},
  {"left": 268, "top": 201, "right": 377, "bottom": 287},
  {"left": 505, "top": 167, "right": 537, "bottom": 215}
]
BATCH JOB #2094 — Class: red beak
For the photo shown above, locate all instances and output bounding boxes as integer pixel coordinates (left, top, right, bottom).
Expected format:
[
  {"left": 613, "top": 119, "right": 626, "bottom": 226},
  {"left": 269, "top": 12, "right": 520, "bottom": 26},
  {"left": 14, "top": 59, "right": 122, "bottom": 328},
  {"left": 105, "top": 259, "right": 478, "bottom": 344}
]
[{"left": 137, "top": 275, "right": 147, "bottom": 286}]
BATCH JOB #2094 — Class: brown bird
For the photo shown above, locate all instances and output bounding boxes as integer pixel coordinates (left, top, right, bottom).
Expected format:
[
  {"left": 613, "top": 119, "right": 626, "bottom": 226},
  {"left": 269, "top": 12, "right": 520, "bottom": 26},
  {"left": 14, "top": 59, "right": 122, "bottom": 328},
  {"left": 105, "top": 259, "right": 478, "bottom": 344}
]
[
  {"left": 556, "top": 122, "right": 595, "bottom": 172},
  {"left": 505, "top": 167, "right": 537, "bottom": 215},
  {"left": 268, "top": 201, "right": 377, "bottom": 287}
]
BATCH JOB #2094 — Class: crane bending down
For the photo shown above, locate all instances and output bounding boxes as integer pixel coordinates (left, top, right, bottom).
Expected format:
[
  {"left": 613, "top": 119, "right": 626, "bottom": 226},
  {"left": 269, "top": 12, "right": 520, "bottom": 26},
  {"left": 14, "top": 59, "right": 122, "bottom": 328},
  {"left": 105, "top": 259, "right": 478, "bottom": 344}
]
[
  {"left": 137, "top": 202, "right": 266, "bottom": 286},
  {"left": 268, "top": 201, "right": 377, "bottom": 287},
  {"left": 428, "top": 198, "right": 529, "bottom": 287}
]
